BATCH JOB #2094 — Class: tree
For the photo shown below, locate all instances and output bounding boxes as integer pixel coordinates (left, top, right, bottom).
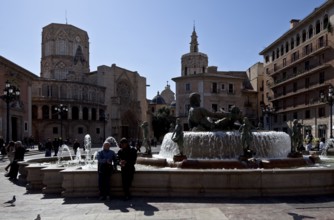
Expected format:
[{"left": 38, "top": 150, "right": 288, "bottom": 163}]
[{"left": 152, "top": 107, "right": 175, "bottom": 142}]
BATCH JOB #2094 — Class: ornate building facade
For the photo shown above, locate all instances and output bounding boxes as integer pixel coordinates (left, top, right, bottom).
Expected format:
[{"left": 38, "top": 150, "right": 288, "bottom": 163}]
[
  {"left": 173, "top": 27, "right": 258, "bottom": 130},
  {"left": 0, "top": 56, "right": 38, "bottom": 143},
  {"left": 31, "top": 23, "right": 147, "bottom": 145},
  {"left": 260, "top": 0, "right": 334, "bottom": 138}
]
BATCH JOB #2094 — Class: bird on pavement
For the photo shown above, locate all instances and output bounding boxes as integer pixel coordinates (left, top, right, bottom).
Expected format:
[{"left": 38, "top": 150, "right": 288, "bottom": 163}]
[
  {"left": 4, "top": 195, "right": 16, "bottom": 206},
  {"left": 34, "top": 214, "right": 41, "bottom": 220}
]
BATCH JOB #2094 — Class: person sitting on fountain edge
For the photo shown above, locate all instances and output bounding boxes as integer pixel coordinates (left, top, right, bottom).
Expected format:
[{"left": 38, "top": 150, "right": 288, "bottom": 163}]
[
  {"left": 97, "top": 141, "right": 117, "bottom": 200},
  {"left": 117, "top": 137, "right": 137, "bottom": 200},
  {"left": 188, "top": 92, "right": 241, "bottom": 131}
]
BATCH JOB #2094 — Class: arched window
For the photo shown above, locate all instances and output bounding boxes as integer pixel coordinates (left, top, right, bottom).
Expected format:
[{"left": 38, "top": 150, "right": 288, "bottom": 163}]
[
  {"left": 83, "top": 107, "right": 89, "bottom": 120},
  {"left": 323, "top": 14, "right": 329, "bottom": 30},
  {"left": 276, "top": 48, "right": 279, "bottom": 58},
  {"left": 316, "top": 20, "right": 321, "bottom": 34},
  {"left": 272, "top": 51, "right": 275, "bottom": 61},
  {"left": 290, "top": 37, "right": 295, "bottom": 50},
  {"left": 302, "top": 30, "right": 307, "bottom": 42},
  {"left": 296, "top": 34, "right": 300, "bottom": 46},
  {"left": 280, "top": 45, "right": 284, "bottom": 56},
  {"left": 72, "top": 106, "right": 79, "bottom": 120},
  {"left": 308, "top": 25, "right": 313, "bottom": 39}
]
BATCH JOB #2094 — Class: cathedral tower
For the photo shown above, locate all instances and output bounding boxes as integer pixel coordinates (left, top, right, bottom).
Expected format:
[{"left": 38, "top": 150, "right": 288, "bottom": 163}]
[
  {"left": 40, "top": 23, "right": 90, "bottom": 81},
  {"left": 181, "top": 26, "right": 208, "bottom": 76}
]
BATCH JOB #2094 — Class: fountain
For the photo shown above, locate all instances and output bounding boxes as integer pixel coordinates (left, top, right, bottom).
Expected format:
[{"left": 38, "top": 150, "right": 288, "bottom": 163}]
[{"left": 17, "top": 93, "right": 334, "bottom": 197}]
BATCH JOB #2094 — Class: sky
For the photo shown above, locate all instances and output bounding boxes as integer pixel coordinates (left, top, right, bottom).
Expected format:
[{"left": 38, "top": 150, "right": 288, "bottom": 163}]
[{"left": 0, "top": 0, "right": 327, "bottom": 99}]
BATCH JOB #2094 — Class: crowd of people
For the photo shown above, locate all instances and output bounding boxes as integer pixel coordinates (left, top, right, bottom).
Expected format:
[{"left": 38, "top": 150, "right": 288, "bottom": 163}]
[{"left": 1, "top": 135, "right": 139, "bottom": 201}]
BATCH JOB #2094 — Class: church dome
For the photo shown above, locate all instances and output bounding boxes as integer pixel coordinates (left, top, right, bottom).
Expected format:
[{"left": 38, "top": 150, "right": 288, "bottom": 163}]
[{"left": 150, "top": 92, "right": 166, "bottom": 105}]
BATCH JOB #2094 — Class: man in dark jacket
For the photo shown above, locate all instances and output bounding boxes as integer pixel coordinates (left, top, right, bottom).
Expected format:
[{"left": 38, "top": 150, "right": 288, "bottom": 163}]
[{"left": 117, "top": 137, "right": 137, "bottom": 200}]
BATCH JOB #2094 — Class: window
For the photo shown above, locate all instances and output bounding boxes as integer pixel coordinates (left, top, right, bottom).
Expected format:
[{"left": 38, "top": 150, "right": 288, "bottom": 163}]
[
  {"left": 274, "top": 63, "right": 277, "bottom": 71},
  {"left": 283, "top": 86, "right": 286, "bottom": 95},
  {"left": 304, "top": 44, "right": 312, "bottom": 55},
  {"left": 296, "top": 34, "right": 300, "bottom": 46},
  {"left": 302, "top": 30, "right": 307, "bottom": 42},
  {"left": 272, "top": 51, "right": 275, "bottom": 61},
  {"left": 228, "top": 84, "right": 234, "bottom": 94},
  {"left": 318, "top": 107, "right": 325, "bottom": 117},
  {"left": 265, "top": 56, "right": 269, "bottom": 63},
  {"left": 323, "top": 14, "right": 329, "bottom": 30},
  {"left": 291, "top": 51, "right": 299, "bottom": 62},
  {"left": 221, "top": 84, "right": 225, "bottom": 90},
  {"left": 290, "top": 37, "right": 295, "bottom": 50},
  {"left": 319, "top": 72, "right": 325, "bottom": 84},
  {"left": 96, "top": 128, "right": 100, "bottom": 134},
  {"left": 276, "top": 48, "right": 279, "bottom": 58},
  {"left": 212, "top": 82, "right": 217, "bottom": 93},
  {"left": 283, "top": 58, "right": 286, "bottom": 67},
  {"left": 78, "top": 127, "right": 83, "bottom": 134},
  {"left": 212, "top": 104, "right": 218, "bottom": 112},
  {"left": 185, "top": 83, "right": 191, "bottom": 91},
  {"left": 309, "top": 25, "right": 313, "bottom": 39},
  {"left": 316, "top": 20, "right": 321, "bottom": 34},
  {"left": 305, "top": 110, "right": 310, "bottom": 119},
  {"left": 285, "top": 42, "right": 289, "bottom": 53},
  {"left": 318, "top": 36, "right": 324, "bottom": 48},
  {"left": 280, "top": 45, "right": 284, "bottom": 56},
  {"left": 305, "top": 61, "right": 310, "bottom": 71},
  {"left": 293, "top": 67, "right": 297, "bottom": 75},
  {"left": 293, "top": 82, "right": 297, "bottom": 92}
]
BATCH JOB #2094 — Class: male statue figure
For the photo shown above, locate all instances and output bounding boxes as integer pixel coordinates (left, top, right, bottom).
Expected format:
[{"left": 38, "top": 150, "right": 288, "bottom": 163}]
[
  {"left": 171, "top": 118, "right": 184, "bottom": 156},
  {"left": 140, "top": 121, "right": 151, "bottom": 155}
]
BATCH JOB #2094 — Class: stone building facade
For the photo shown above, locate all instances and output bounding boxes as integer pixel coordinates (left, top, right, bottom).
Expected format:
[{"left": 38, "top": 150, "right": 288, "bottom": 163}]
[
  {"left": 0, "top": 56, "right": 38, "bottom": 143},
  {"left": 31, "top": 23, "right": 147, "bottom": 145},
  {"left": 173, "top": 27, "right": 258, "bottom": 130},
  {"left": 260, "top": 0, "right": 334, "bottom": 138}
]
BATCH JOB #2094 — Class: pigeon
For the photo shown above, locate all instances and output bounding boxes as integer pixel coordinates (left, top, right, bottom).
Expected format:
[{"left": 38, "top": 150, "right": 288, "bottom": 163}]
[
  {"left": 35, "top": 214, "right": 41, "bottom": 220},
  {"left": 4, "top": 195, "right": 16, "bottom": 206}
]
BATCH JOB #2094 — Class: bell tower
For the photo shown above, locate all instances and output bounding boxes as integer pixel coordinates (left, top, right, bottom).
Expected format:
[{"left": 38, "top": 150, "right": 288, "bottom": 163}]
[{"left": 181, "top": 25, "right": 208, "bottom": 76}]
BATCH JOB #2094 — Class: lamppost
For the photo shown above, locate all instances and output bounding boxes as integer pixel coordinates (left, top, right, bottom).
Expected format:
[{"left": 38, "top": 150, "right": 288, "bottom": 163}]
[
  {"left": 1, "top": 80, "right": 20, "bottom": 144},
  {"left": 54, "top": 104, "right": 68, "bottom": 140},
  {"left": 320, "top": 85, "right": 333, "bottom": 138},
  {"left": 100, "top": 113, "right": 109, "bottom": 141},
  {"left": 261, "top": 105, "right": 275, "bottom": 130}
]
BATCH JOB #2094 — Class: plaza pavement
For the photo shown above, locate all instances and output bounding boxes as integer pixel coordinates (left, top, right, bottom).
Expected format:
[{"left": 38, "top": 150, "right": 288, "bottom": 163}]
[{"left": 1, "top": 147, "right": 334, "bottom": 219}]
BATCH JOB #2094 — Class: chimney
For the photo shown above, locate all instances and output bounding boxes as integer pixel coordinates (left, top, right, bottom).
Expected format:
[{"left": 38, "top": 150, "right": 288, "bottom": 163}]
[{"left": 290, "top": 19, "right": 300, "bottom": 29}]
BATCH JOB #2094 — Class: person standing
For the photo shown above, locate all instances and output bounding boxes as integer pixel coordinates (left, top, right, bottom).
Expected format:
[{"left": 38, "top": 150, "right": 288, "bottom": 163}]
[
  {"left": 5, "top": 141, "right": 25, "bottom": 180},
  {"left": 44, "top": 138, "right": 53, "bottom": 157},
  {"left": 0, "top": 136, "right": 5, "bottom": 156},
  {"left": 5, "top": 141, "right": 15, "bottom": 172},
  {"left": 97, "top": 141, "right": 117, "bottom": 200},
  {"left": 117, "top": 137, "right": 137, "bottom": 200}
]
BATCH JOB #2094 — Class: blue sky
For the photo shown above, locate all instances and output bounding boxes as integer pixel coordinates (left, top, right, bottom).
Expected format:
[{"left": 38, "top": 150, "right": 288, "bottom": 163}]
[{"left": 0, "top": 0, "right": 326, "bottom": 99}]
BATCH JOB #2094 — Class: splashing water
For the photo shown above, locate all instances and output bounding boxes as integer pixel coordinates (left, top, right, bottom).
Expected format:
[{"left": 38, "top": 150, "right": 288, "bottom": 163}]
[
  {"left": 159, "top": 131, "right": 291, "bottom": 160},
  {"left": 57, "top": 144, "right": 73, "bottom": 163}
]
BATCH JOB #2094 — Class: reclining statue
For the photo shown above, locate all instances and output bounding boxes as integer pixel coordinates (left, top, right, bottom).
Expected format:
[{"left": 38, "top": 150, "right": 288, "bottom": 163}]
[{"left": 188, "top": 92, "right": 242, "bottom": 131}]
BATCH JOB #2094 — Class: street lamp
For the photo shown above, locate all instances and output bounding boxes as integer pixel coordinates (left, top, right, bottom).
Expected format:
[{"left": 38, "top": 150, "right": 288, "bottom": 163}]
[
  {"left": 1, "top": 80, "right": 20, "bottom": 144},
  {"left": 54, "top": 104, "right": 68, "bottom": 140},
  {"left": 320, "top": 85, "right": 333, "bottom": 138},
  {"left": 261, "top": 105, "right": 275, "bottom": 130}
]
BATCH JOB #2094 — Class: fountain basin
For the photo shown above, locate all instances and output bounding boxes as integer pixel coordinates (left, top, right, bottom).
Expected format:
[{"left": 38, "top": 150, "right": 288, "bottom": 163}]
[{"left": 17, "top": 155, "right": 334, "bottom": 198}]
